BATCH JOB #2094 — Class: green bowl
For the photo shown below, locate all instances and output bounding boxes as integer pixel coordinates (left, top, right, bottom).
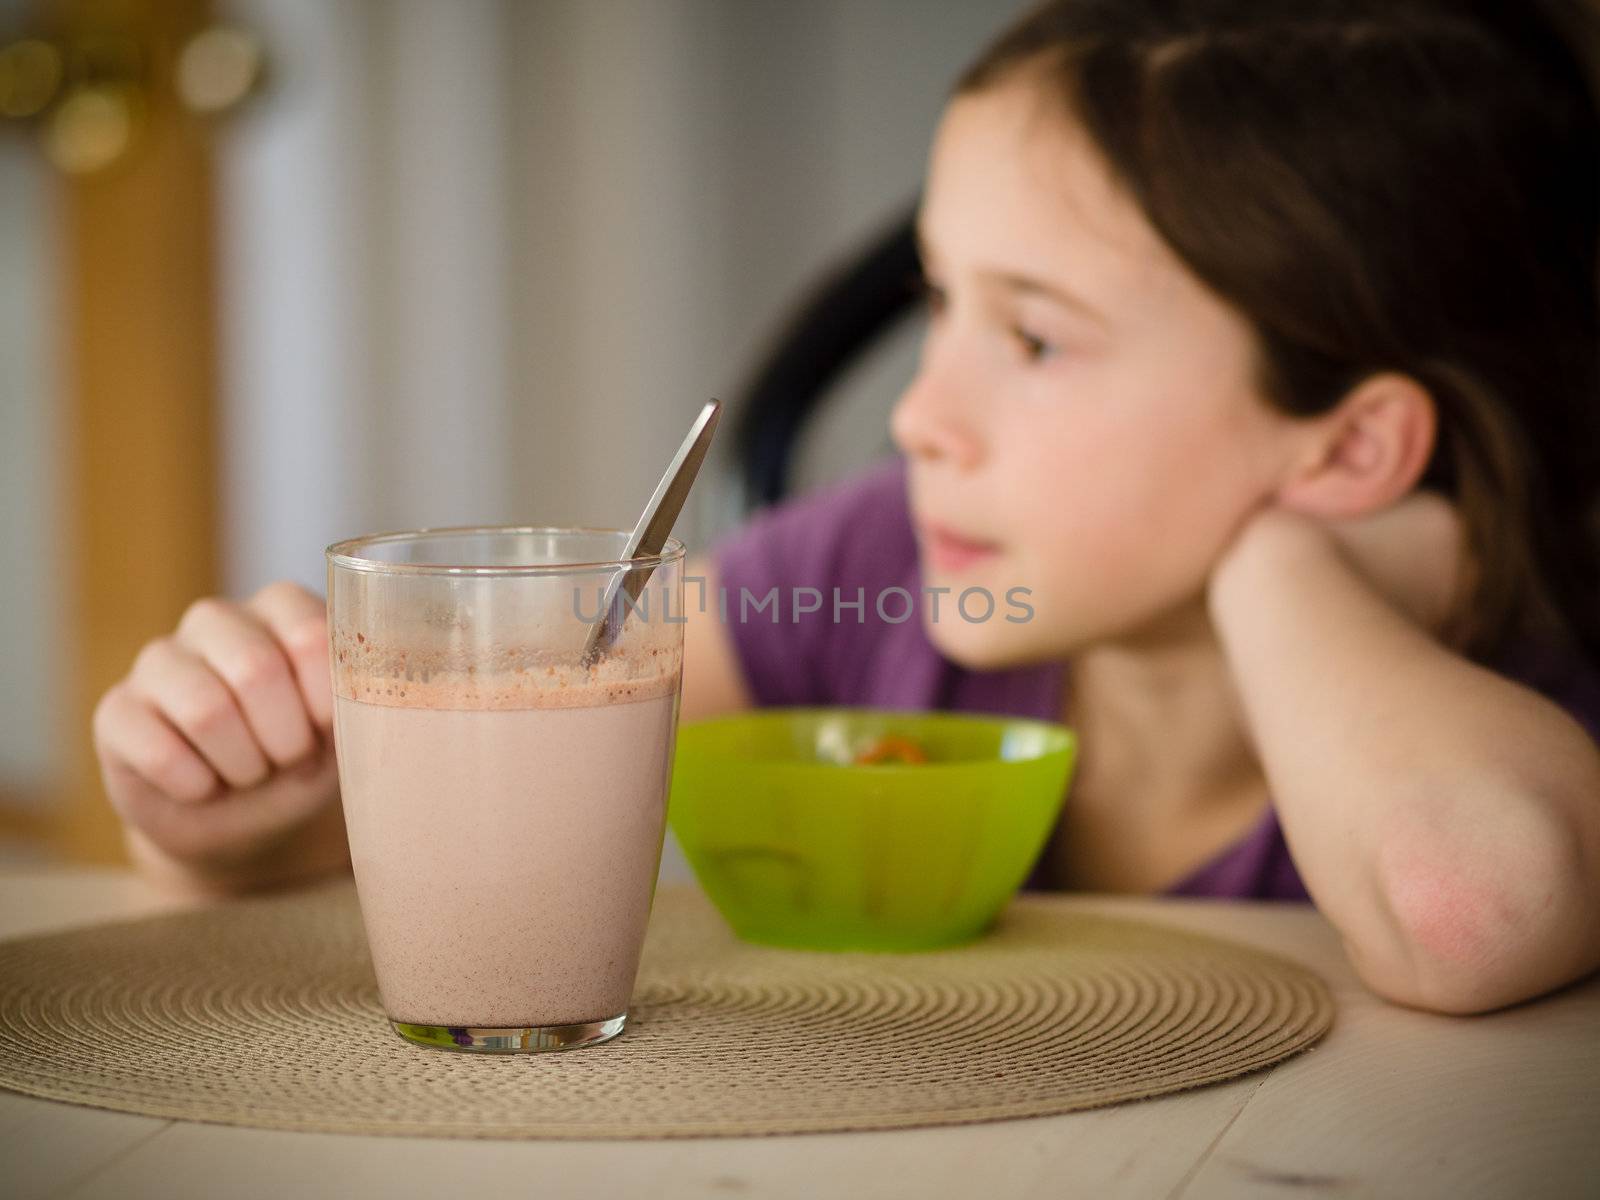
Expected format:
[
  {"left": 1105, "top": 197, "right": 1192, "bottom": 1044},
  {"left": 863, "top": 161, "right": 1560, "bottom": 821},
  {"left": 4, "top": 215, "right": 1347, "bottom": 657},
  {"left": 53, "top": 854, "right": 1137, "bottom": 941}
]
[{"left": 668, "top": 708, "right": 1077, "bottom": 952}]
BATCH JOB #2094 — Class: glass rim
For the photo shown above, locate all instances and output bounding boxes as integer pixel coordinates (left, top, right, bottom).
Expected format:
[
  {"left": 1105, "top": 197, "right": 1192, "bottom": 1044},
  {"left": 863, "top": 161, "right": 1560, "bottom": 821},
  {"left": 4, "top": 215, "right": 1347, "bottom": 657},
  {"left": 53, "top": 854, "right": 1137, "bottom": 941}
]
[{"left": 324, "top": 525, "right": 687, "bottom": 577}]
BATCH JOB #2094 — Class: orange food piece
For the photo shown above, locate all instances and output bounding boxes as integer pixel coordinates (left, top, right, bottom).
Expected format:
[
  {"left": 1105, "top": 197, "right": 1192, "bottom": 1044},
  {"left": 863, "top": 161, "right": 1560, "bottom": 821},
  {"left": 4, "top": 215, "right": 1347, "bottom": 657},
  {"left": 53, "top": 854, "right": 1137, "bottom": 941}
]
[{"left": 852, "top": 734, "right": 929, "bottom": 766}]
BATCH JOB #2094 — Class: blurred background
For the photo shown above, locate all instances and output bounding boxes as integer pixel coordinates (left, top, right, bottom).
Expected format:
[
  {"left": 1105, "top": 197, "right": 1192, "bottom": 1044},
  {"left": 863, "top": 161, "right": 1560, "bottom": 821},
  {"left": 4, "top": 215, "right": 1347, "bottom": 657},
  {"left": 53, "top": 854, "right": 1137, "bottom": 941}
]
[{"left": 0, "top": 0, "right": 1030, "bottom": 871}]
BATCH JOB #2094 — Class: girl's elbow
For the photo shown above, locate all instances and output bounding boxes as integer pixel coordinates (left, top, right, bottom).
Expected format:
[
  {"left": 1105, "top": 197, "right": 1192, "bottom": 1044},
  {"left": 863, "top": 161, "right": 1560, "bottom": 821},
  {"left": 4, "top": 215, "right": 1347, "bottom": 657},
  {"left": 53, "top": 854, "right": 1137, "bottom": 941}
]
[
  {"left": 1362, "top": 816, "right": 1600, "bottom": 1015},
  {"left": 1353, "top": 949, "right": 1556, "bottom": 1016}
]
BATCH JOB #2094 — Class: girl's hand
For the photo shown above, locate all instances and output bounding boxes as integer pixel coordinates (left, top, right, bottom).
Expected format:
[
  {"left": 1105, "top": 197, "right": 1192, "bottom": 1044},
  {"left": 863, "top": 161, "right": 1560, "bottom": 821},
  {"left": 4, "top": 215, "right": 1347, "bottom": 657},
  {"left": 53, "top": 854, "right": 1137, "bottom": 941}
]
[
  {"left": 93, "top": 582, "right": 351, "bottom": 895},
  {"left": 1211, "top": 490, "right": 1470, "bottom": 635}
]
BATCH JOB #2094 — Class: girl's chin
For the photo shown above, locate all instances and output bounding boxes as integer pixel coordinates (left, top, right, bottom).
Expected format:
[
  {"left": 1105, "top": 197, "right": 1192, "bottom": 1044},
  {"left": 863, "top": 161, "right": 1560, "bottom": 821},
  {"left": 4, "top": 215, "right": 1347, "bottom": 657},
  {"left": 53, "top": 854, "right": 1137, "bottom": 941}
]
[{"left": 920, "top": 608, "right": 1048, "bottom": 672}]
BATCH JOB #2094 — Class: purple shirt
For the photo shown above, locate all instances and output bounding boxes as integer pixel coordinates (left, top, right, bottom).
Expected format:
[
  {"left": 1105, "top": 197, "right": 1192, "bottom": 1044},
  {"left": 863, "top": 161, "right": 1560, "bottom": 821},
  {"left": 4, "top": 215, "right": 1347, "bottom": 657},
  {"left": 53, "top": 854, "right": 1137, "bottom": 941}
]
[{"left": 714, "top": 456, "right": 1600, "bottom": 902}]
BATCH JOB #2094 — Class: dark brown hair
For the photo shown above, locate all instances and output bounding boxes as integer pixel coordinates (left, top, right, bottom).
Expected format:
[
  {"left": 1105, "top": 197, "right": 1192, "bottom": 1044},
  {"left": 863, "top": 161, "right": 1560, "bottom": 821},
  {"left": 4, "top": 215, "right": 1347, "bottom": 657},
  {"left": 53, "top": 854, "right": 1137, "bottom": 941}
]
[{"left": 957, "top": 0, "right": 1600, "bottom": 668}]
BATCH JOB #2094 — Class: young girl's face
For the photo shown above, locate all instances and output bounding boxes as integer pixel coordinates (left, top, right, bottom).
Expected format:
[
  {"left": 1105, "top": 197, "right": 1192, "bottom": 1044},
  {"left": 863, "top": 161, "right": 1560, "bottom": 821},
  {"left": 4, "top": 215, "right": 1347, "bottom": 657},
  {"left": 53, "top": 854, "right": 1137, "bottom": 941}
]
[{"left": 894, "top": 74, "right": 1305, "bottom": 667}]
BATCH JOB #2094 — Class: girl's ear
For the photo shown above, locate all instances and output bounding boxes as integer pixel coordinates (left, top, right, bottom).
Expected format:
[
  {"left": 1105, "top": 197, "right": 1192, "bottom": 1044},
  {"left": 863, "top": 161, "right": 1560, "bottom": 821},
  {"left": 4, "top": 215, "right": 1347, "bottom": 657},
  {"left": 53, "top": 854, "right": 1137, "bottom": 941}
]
[{"left": 1273, "top": 372, "right": 1438, "bottom": 519}]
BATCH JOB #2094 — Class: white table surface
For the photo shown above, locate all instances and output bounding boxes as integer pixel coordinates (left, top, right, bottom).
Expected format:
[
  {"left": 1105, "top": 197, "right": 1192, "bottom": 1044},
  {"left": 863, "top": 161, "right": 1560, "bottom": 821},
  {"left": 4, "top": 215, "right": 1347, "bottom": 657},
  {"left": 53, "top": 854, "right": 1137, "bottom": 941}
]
[{"left": 1, "top": 866, "right": 1596, "bottom": 1200}]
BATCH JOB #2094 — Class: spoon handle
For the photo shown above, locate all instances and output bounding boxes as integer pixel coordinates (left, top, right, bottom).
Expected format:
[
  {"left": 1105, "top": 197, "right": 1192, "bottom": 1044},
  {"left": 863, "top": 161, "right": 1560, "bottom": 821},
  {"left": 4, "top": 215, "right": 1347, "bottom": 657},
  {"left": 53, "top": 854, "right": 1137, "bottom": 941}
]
[{"left": 581, "top": 399, "right": 722, "bottom": 664}]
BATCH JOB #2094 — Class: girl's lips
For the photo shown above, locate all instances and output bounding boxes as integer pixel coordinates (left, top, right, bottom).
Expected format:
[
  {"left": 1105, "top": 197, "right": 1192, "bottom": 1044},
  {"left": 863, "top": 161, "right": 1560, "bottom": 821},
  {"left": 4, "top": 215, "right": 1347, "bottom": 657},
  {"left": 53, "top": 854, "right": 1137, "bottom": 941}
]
[{"left": 920, "top": 521, "right": 1000, "bottom": 574}]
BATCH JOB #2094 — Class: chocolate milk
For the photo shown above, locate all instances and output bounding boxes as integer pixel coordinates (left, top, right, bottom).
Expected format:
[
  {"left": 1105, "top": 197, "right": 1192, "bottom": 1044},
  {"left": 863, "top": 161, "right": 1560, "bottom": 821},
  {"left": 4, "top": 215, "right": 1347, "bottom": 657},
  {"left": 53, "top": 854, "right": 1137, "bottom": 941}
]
[{"left": 333, "top": 654, "right": 679, "bottom": 1028}]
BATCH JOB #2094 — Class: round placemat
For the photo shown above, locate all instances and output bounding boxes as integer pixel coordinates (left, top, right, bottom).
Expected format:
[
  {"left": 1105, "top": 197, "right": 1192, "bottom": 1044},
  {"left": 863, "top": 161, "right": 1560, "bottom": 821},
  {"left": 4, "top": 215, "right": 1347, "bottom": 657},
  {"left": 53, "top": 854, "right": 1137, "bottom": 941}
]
[{"left": 0, "top": 882, "right": 1332, "bottom": 1138}]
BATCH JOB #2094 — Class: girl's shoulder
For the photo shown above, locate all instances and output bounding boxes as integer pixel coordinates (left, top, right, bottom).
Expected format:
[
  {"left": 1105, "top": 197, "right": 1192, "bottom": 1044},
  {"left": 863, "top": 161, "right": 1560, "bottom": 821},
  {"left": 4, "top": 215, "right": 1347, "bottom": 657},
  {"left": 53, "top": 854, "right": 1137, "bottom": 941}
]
[
  {"left": 711, "top": 457, "right": 933, "bottom": 707},
  {"left": 714, "top": 456, "right": 915, "bottom": 593}
]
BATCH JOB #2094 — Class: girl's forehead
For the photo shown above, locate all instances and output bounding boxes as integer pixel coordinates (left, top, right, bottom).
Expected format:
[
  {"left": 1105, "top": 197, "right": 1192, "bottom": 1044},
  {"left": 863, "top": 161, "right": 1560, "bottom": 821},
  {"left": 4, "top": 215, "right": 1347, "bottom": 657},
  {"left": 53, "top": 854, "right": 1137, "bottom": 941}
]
[{"left": 921, "top": 81, "right": 1184, "bottom": 306}]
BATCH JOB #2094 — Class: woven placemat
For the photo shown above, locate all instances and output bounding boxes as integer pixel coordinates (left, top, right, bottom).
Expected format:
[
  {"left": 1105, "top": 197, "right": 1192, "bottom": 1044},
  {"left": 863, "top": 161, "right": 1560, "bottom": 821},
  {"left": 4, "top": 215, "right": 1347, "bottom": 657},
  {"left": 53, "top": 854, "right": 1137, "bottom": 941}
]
[{"left": 0, "top": 882, "right": 1332, "bottom": 1139}]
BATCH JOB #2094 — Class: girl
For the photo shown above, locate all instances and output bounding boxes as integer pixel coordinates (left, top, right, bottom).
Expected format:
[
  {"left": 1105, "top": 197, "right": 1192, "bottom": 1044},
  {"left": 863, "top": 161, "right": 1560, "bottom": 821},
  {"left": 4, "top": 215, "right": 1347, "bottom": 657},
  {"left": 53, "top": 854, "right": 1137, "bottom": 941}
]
[{"left": 95, "top": 0, "right": 1600, "bottom": 1015}]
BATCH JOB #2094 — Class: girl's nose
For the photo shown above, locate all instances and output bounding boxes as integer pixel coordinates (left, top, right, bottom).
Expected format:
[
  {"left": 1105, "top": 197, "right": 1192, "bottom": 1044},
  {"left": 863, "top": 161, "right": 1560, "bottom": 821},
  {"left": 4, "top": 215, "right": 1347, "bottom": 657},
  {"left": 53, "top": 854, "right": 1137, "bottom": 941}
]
[{"left": 890, "top": 361, "right": 984, "bottom": 470}]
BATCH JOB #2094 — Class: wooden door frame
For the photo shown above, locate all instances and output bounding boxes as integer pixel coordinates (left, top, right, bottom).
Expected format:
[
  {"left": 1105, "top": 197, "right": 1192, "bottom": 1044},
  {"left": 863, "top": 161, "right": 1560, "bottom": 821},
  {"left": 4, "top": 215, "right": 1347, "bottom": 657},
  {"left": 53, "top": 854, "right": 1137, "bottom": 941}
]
[{"left": 44, "top": 0, "right": 220, "bottom": 863}]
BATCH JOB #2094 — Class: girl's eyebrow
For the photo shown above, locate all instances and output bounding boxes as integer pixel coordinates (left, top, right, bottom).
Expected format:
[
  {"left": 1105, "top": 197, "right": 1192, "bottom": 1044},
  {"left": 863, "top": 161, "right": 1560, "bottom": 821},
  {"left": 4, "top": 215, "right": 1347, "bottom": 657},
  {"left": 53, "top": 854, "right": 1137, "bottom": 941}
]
[
  {"left": 986, "top": 270, "right": 1112, "bottom": 331},
  {"left": 915, "top": 222, "right": 1111, "bottom": 331}
]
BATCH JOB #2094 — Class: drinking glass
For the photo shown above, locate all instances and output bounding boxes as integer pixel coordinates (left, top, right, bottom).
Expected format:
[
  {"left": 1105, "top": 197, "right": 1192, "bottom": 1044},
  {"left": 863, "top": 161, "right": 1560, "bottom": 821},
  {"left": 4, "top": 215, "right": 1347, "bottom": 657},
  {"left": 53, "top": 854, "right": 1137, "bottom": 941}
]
[{"left": 325, "top": 527, "right": 684, "bottom": 1051}]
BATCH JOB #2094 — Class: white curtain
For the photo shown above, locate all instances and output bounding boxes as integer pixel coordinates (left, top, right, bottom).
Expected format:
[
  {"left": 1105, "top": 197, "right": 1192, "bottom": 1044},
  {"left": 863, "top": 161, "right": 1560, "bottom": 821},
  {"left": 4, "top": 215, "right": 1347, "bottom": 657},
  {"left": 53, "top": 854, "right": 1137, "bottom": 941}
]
[
  {"left": 216, "top": 0, "right": 1026, "bottom": 595},
  {"left": 0, "top": 68, "right": 60, "bottom": 796}
]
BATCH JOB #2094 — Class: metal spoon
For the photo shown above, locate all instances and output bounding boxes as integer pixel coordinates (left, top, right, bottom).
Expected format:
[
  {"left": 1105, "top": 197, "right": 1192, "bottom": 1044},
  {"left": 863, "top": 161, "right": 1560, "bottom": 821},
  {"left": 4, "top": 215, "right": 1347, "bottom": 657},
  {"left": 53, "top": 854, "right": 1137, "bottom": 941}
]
[{"left": 580, "top": 398, "right": 722, "bottom": 667}]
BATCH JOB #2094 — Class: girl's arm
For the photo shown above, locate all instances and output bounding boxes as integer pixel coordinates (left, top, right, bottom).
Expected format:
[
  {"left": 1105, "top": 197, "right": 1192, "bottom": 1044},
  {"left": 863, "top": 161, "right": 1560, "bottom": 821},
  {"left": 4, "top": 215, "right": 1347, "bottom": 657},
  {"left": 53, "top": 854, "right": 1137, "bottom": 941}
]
[
  {"left": 680, "top": 555, "right": 754, "bottom": 724},
  {"left": 1207, "top": 505, "right": 1600, "bottom": 1015}
]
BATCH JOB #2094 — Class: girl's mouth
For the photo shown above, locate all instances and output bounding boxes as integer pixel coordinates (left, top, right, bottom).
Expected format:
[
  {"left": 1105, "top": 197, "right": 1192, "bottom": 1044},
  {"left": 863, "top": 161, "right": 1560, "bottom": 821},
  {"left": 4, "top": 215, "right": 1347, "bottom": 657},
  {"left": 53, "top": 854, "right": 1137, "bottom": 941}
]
[{"left": 920, "top": 521, "right": 1001, "bottom": 574}]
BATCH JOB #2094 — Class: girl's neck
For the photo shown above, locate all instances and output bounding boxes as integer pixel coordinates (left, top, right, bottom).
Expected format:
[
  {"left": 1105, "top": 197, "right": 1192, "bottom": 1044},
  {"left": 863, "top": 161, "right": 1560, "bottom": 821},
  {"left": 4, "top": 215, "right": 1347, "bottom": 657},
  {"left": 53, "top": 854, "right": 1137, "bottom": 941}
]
[{"left": 1061, "top": 598, "right": 1261, "bottom": 815}]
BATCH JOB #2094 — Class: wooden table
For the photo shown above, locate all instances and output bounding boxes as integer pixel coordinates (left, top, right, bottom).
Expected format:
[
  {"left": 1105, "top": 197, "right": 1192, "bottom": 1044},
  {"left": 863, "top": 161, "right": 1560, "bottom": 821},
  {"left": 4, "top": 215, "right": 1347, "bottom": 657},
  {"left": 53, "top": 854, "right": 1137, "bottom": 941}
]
[{"left": 2, "top": 867, "right": 1596, "bottom": 1199}]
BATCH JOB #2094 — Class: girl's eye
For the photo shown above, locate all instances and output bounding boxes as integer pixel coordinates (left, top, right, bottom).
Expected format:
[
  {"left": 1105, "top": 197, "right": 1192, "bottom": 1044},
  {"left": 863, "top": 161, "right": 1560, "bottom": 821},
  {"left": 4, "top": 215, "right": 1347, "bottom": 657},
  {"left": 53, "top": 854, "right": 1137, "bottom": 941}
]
[
  {"left": 914, "top": 276, "right": 1058, "bottom": 363},
  {"left": 1010, "top": 326, "right": 1058, "bottom": 363}
]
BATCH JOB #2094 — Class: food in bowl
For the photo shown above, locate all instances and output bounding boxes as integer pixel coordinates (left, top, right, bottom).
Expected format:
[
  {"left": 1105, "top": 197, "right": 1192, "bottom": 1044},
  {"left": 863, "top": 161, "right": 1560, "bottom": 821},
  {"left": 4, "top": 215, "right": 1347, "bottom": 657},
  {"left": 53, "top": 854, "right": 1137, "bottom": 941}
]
[{"left": 849, "top": 734, "right": 929, "bottom": 765}]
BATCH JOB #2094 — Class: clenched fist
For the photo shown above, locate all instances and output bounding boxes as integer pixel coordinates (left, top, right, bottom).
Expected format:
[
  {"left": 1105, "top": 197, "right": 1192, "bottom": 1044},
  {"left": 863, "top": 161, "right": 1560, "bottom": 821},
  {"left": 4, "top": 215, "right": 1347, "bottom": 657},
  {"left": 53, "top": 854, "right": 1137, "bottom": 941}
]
[{"left": 93, "top": 581, "right": 350, "bottom": 896}]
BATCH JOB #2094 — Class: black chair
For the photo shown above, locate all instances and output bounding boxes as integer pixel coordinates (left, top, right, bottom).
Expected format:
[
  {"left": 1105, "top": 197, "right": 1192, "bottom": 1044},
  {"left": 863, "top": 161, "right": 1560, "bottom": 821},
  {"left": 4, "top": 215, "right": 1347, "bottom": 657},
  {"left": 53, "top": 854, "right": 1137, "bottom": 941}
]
[{"left": 731, "top": 202, "right": 923, "bottom": 512}]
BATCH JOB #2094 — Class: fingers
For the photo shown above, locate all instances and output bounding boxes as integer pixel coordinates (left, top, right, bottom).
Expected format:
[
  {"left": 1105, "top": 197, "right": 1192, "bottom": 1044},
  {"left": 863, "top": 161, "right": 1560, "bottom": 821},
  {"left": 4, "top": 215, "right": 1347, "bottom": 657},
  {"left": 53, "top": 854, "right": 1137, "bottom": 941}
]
[
  {"left": 128, "top": 637, "right": 271, "bottom": 789},
  {"left": 94, "top": 683, "right": 220, "bottom": 805},
  {"left": 245, "top": 582, "right": 334, "bottom": 731},
  {"left": 176, "top": 595, "right": 318, "bottom": 766},
  {"left": 96, "top": 582, "right": 346, "bottom": 888},
  {"left": 118, "top": 748, "right": 340, "bottom": 870},
  {"left": 1319, "top": 493, "right": 1467, "bottom": 634}
]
